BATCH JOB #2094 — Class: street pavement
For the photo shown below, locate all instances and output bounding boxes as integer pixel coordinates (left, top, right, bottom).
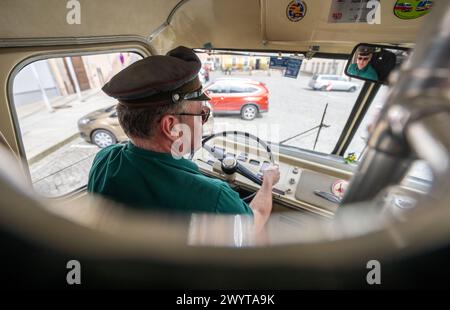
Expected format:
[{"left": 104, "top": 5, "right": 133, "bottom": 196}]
[
  {"left": 210, "top": 70, "right": 368, "bottom": 154},
  {"left": 30, "top": 138, "right": 99, "bottom": 197},
  {"left": 15, "top": 87, "right": 116, "bottom": 161}
]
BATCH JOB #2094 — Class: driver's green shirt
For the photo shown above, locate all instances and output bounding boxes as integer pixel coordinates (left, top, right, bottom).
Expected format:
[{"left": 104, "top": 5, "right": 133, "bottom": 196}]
[
  {"left": 87, "top": 142, "right": 253, "bottom": 215},
  {"left": 348, "top": 63, "right": 379, "bottom": 81}
]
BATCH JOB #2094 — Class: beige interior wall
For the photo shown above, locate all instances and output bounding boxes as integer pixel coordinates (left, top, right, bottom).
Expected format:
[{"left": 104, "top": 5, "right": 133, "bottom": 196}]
[
  {"left": 0, "top": 0, "right": 177, "bottom": 39},
  {"left": 147, "top": 0, "right": 424, "bottom": 54},
  {"left": 1, "top": 0, "right": 423, "bottom": 54}
]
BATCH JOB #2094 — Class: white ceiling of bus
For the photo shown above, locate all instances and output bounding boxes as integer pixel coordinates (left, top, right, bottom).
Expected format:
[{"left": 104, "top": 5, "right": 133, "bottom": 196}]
[{"left": 0, "top": 0, "right": 425, "bottom": 54}]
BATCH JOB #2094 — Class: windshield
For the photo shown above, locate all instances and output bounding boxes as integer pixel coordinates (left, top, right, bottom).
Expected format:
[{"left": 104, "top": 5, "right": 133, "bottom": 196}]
[{"left": 197, "top": 50, "right": 362, "bottom": 154}]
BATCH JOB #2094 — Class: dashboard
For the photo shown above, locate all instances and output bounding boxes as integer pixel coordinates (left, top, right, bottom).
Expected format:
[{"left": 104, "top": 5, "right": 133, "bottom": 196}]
[
  {"left": 193, "top": 140, "right": 352, "bottom": 218},
  {"left": 193, "top": 138, "right": 427, "bottom": 220}
]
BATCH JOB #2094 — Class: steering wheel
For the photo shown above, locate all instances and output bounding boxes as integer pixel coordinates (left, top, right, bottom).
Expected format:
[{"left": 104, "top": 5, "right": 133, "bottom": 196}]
[{"left": 194, "top": 131, "right": 275, "bottom": 201}]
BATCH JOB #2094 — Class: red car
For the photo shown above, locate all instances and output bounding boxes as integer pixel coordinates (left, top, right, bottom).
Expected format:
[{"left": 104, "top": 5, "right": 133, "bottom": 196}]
[
  {"left": 204, "top": 78, "right": 269, "bottom": 120},
  {"left": 394, "top": 3, "right": 413, "bottom": 12}
]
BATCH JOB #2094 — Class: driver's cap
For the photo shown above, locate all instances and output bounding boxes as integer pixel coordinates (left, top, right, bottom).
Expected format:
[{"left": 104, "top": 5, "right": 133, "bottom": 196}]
[
  {"left": 357, "top": 46, "right": 375, "bottom": 56},
  {"left": 102, "top": 46, "right": 210, "bottom": 108}
]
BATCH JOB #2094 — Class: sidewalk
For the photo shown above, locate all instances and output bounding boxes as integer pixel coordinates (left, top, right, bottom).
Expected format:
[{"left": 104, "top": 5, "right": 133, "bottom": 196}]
[{"left": 15, "top": 88, "right": 116, "bottom": 162}]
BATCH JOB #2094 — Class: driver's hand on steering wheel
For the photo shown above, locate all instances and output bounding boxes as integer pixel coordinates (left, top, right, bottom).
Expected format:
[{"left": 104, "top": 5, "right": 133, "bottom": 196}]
[{"left": 262, "top": 165, "right": 280, "bottom": 187}]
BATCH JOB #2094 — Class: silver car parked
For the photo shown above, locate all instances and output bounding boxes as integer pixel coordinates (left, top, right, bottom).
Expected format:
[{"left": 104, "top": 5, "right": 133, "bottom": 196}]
[{"left": 308, "top": 74, "right": 359, "bottom": 92}]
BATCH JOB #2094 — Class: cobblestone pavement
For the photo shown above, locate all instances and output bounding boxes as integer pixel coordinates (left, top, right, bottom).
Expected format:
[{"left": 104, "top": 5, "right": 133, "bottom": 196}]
[{"left": 30, "top": 138, "right": 101, "bottom": 197}]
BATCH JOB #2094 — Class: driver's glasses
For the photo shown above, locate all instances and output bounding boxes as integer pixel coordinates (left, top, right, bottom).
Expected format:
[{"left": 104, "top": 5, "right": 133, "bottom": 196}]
[
  {"left": 357, "top": 56, "right": 370, "bottom": 61},
  {"left": 175, "top": 106, "right": 211, "bottom": 124}
]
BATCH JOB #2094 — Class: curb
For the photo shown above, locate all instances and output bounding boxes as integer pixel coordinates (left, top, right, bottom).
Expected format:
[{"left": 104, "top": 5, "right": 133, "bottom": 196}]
[{"left": 28, "top": 133, "right": 80, "bottom": 165}]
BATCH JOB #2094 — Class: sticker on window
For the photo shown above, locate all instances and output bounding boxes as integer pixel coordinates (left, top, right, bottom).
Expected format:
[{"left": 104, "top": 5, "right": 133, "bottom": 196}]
[
  {"left": 394, "top": 0, "right": 433, "bottom": 20},
  {"left": 269, "top": 56, "right": 303, "bottom": 79},
  {"left": 269, "top": 56, "right": 290, "bottom": 69},
  {"left": 284, "top": 58, "right": 303, "bottom": 79},
  {"left": 286, "top": 0, "right": 307, "bottom": 22}
]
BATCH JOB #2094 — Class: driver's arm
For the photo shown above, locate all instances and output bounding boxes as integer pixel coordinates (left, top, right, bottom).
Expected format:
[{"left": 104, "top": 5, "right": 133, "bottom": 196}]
[{"left": 249, "top": 166, "right": 280, "bottom": 230}]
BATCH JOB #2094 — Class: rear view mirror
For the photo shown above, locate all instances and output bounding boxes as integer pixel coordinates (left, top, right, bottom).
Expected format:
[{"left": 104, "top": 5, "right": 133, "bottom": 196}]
[{"left": 345, "top": 43, "right": 411, "bottom": 84}]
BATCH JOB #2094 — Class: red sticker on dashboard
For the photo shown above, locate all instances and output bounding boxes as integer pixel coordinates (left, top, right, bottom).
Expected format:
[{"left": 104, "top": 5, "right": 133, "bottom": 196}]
[{"left": 331, "top": 180, "right": 348, "bottom": 199}]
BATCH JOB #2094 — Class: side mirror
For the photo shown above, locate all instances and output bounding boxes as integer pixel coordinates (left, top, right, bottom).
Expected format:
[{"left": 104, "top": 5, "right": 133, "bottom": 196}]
[{"left": 345, "top": 43, "right": 412, "bottom": 84}]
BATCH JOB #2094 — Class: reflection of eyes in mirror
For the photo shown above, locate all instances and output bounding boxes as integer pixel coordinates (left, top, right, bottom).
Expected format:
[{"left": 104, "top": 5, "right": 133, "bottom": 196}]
[{"left": 346, "top": 44, "right": 411, "bottom": 84}]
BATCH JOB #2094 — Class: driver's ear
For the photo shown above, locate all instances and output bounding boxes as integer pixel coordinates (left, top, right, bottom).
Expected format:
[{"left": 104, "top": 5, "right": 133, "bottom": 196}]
[{"left": 159, "top": 115, "right": 180, "bottom": 140}]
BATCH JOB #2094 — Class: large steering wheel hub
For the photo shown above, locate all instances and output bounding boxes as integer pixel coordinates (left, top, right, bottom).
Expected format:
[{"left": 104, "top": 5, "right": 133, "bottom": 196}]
[
  {"left": 221, "top": 156, "right": 238, "bottom": 175},
  {"left": 196, "top": 131, "right": 275, "bottom": 186}
]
